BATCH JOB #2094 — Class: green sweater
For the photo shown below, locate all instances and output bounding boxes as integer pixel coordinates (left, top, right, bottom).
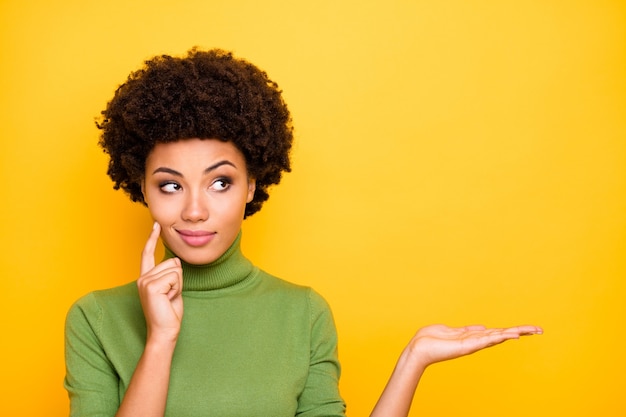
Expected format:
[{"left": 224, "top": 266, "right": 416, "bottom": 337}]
[{"left": 64, "top": 234, "right": 346, "bottom": 416}]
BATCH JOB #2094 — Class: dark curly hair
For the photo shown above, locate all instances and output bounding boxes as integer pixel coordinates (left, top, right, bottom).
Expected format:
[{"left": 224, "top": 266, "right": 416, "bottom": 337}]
[{"left": 97, "top": 48, "right": 293, "bottom": 217}]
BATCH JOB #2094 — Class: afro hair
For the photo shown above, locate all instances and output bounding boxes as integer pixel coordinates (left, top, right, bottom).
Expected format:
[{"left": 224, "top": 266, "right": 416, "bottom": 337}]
[{"left": 97, "top": 48, "right": 293, "bottom": 217}]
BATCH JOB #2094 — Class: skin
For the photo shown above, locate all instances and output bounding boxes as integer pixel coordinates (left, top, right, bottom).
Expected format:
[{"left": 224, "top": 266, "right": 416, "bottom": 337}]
[
  {"left": 116, "top": 138, "right": 255, "bottom": 416},
  {"left": 142, "top": 138, "right": 256, "bottom": 266},
  {"left": 370, "top": 324, "right": 542, "bottom": 417},
  {"left": 116, "top": 222, "right": 182, "bottom": 417},
  {"left": 114, "top": 138, "right": 542, "bottom": 417}
]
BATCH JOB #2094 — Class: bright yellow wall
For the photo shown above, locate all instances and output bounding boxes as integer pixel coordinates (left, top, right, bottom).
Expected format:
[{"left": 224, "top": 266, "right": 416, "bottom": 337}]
[{"left": 1, "top": 0, "right": 624, "bottom": 415}]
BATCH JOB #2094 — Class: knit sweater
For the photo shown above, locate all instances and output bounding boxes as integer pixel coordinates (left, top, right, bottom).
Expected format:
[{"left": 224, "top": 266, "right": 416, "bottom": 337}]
[{"left": 64, "top": 233, "right": 346, "bottom": 416}]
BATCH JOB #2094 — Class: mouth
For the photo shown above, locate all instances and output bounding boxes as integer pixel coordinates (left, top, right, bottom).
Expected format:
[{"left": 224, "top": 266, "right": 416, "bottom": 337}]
[{"left": 176, "top": 229, "right": 216, "bottom": 247}]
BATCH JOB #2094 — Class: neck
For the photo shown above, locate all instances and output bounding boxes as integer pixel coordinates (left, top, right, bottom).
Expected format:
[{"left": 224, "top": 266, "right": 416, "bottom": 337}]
[{"left": 162, "top": 232, "right": 254, "bottom": 291}]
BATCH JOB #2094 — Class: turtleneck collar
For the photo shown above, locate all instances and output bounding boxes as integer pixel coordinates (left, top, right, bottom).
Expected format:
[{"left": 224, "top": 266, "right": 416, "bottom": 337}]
[{"left": 162, "top": 231, "right": 254, "bottom": 291}]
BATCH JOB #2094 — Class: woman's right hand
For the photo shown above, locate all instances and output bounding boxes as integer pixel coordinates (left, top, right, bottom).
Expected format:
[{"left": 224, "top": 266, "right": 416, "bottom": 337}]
[
  {"left": 116, "top": 223, "right": 183, "bottom": 416},
  {"left": 137, "top": 222, "right": 184, "bottom": 344}
]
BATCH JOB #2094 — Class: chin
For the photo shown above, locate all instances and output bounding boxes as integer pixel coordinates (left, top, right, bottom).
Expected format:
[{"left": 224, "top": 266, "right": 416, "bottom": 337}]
[
  {"left": 177, "top": 250, "right": 221, "bottom": 265},
  {"left": 161, "top": 237, "right": 216, "bottom": 264}
]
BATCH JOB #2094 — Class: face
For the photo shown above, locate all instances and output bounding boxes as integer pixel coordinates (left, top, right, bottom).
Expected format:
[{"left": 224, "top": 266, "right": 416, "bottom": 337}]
[{"left": 142, "top": 138, "right": 255, "bottom": 265}]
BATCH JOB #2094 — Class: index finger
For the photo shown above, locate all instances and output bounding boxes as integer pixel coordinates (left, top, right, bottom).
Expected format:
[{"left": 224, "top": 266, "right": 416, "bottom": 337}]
[
  {"left": 504, "top": 325, "right": 544, "bottom": 336},
  {"left": 141, "top": 222, "right": 161, "bottom": 275}
]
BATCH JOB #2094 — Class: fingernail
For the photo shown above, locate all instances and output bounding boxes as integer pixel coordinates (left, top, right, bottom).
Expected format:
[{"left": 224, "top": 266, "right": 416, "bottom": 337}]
[{"left": 153, "top": 221, "right": 159, "bottom": 230}]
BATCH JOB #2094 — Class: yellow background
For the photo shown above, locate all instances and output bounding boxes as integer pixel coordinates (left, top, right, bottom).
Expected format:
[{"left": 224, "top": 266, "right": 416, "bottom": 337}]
[{"left": 1, "top": 0, "right": 624, "bottom": 415}]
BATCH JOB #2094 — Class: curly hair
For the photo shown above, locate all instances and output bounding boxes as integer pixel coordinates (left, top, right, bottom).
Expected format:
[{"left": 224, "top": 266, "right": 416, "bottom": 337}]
[{"left": 97, "top": 48, "right": 293, "bottom": 217}]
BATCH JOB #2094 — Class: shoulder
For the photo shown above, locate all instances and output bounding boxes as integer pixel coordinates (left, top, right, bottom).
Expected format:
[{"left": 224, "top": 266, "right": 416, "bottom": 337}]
[
  {"left": 66, "top": 281, "right": 140, "bottom": 327},
  {"left": 68, "top": 281, "right": 138, "bottom": 309},
  {"left": 255, "top": 270, "right": 334, "bottom": 316}
]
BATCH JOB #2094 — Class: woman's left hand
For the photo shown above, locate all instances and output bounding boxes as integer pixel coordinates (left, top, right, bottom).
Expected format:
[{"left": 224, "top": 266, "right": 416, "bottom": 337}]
[
  {"left": 405, "top": 324, "right": 543, "bottom": 369},
  {"left": 369, "top": 323, "right": 542, "bottom": 417}
]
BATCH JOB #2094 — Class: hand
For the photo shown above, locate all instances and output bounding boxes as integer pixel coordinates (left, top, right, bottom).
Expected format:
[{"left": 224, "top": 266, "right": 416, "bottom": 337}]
[
  {"left": 370, "top": 324, "right": 542, "bottom": 417},
  {"left": 136, "top": 222, "right": 184, "bottom": 344},
  {"left": 406, "top": 324, "right": 543, "bottom": 369}
]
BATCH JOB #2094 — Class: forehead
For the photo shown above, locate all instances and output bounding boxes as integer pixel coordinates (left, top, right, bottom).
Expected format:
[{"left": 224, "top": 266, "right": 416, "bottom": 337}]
[{"left": 146, "top": 138, "right": 247, "bottom": 170}]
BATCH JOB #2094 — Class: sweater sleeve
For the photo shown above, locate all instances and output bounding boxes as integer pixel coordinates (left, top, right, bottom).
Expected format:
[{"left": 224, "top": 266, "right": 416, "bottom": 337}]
[
  {"left": 296, "top": 289, "right": 346, "bottom": 417},
  {"left": 64, "top": 293, "right": 120, "bottom": 417}
]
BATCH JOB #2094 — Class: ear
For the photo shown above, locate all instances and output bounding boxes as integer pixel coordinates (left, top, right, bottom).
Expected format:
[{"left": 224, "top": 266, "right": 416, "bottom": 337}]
[
  {"left": 140, "top": 179, "right": 148, "bottom": 206},
  {"left": 246, "top": 178, "right": 256, "bottom": 203}
]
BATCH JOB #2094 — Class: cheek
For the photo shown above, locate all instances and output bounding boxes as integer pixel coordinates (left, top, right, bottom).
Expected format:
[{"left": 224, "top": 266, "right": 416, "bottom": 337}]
[
  {"left": 213, "top": 202, "right": 243, "bottom": 223},
  {"left": 212, "top": 197, "right": 247, "bottom": 226},
  {"left": 145, "top": 195, "right": 178, "bottom": 224}
]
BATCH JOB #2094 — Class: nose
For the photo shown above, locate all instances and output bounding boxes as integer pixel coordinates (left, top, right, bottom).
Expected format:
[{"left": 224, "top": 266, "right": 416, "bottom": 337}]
[{"left": 181, "top": 191, "right": 209, "bottom": 222}]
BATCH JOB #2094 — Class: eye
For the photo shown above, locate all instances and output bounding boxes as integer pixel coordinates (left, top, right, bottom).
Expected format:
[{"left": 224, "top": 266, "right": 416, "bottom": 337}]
[
  {"left": 160, "top": 182, "right": 182, "bottom": 193},
  {"left": 210, "top": 178, "right": 231, "bottom": 192}
]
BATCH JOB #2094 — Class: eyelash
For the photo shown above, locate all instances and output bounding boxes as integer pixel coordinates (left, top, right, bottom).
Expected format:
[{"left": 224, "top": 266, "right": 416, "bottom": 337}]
[
  {"left": 157, "top": 178, "right": 232, "bottom": 194},
  {"left": 211, "top": 177, "right": 232, "bottom": 191},
  {"left": 159, "top": 181, "right": 181, "bottom": 194}
]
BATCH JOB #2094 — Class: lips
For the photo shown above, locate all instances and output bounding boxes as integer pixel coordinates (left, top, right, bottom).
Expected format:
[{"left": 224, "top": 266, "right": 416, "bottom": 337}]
[{"left": 177, "top": 229, "right": 216, "bottom": 247}]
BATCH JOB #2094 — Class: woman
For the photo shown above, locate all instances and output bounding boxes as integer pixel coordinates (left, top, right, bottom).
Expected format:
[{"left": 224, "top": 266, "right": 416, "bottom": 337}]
[{"left": 64, "top": 48, "right": 541, "bottom": 417}]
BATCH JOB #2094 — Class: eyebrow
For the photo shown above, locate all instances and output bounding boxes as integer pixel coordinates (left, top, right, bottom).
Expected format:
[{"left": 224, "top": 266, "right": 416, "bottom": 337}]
[{"left": 151, "top": 160, "right": 237, "bottom": 176}]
